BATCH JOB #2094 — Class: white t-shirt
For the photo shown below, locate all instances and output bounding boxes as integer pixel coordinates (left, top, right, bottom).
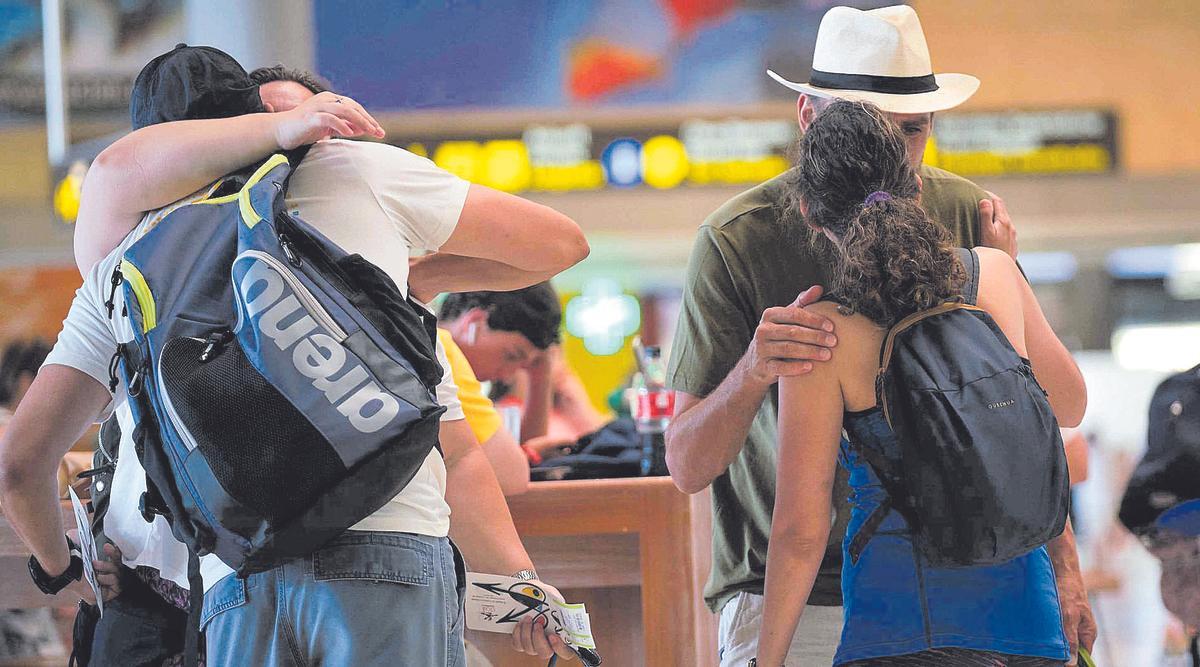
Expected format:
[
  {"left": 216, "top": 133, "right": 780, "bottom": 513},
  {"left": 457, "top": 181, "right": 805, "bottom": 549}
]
[{"left": 44, "top": 139, "right": 471, "bottom": 591}]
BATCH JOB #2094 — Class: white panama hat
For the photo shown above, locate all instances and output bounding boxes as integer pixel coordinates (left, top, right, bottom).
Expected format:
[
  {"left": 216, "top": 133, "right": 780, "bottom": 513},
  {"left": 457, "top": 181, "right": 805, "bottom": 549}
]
[{"left": 767, "top": 5, "right": 979, "bottom": 114}]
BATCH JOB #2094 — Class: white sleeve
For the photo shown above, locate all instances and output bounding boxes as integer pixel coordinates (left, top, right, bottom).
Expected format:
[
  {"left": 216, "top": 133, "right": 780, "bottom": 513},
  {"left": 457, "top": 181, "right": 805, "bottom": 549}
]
[
  {"left": 349, "top": 141, "right": 470, "bottom": 252},
  {"left": 41, "top": 261, "right": 120, "bottom": 418},
  {"left": 434, "top": 337, "right": 465, "bottom": 422}
]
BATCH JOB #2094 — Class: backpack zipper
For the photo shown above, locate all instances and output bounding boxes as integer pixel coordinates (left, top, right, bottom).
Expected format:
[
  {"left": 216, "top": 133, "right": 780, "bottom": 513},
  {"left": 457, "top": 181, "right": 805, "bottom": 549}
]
[
  {"left": 279, "top": 233, "right": 301, "bottom": 267},
  {"left": 107, "top": 343, "right": 124, "bottom": 392},
  {"left": 104, "top": 267, "right": 122, "bottom": 318}
]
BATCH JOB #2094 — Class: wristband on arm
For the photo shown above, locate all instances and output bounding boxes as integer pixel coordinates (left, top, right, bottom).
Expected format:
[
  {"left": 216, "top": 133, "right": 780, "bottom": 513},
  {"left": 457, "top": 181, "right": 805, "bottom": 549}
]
[{"left": 28, "top": 534, "right": 84, "bottom": 595}]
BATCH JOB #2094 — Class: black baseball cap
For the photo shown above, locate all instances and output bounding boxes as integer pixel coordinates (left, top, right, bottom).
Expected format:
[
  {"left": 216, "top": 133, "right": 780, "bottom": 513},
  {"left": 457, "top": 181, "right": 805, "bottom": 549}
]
[{"left": 130, "top": 44, "right": 265, "bottom": 130}]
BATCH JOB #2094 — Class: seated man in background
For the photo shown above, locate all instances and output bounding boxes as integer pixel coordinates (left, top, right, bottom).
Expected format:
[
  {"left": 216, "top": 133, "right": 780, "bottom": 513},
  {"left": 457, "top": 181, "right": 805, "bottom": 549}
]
[
  {"left": 438, "top": 327, "right": 531, "bottom": 495},
  {"left": 1, "top": 47, "right": 583, "bottom": 666},
  {"left": 431, "top": 285, "right": 606, "bottom": 464}
]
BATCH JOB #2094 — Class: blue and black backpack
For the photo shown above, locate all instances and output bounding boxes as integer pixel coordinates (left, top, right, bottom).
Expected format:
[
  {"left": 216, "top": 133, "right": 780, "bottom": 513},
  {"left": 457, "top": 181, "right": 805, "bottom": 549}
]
[{"left": 107, "top": 151, "right": 445, "bottom": 649}]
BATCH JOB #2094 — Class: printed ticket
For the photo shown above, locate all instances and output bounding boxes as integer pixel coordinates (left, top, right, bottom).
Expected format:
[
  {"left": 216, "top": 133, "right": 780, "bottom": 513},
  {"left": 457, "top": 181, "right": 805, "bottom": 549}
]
[
  {"left": 464, "top": 572, "right": 597, "bottom": 651},
  {"left": 67, "top": 486, "right": 102, "bottom": 616}
]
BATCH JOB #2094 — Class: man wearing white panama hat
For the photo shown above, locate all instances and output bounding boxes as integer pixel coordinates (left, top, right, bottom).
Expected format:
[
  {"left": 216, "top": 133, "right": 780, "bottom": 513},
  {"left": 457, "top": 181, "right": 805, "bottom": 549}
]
[{"left": 666, "top": 5, "right": 1095, "bottom": 665}]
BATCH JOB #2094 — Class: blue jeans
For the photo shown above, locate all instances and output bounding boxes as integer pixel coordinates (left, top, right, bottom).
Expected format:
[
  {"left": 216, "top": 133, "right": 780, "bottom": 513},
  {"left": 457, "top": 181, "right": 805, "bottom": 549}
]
[{"left": 201, "top": 532, "right": 465, "bottom": 667}]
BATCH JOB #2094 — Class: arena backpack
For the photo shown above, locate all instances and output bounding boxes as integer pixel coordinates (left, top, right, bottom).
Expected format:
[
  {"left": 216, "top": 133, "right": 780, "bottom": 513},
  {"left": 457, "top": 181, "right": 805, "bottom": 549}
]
[
  {"left": 849, "top": 248, "right": 1070, "bottom": 567},
  {"left": 107, "top": 151, "right": 445, "bottom": 663}
]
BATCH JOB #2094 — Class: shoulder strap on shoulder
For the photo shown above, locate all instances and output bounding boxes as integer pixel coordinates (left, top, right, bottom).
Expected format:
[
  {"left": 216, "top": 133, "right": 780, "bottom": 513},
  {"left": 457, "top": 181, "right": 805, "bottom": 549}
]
[
  {"left": 280, "top": 144, "right": 312, "bottom": 193},
  {"left": 954, "top": 247, "right": 980, "bottom": 305}
]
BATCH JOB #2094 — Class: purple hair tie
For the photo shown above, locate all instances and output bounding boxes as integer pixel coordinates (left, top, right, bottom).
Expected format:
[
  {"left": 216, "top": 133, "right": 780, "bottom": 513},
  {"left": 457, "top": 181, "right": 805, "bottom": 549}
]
[{"left": 863, "top": 191, "right": 892, "bottom": 206}]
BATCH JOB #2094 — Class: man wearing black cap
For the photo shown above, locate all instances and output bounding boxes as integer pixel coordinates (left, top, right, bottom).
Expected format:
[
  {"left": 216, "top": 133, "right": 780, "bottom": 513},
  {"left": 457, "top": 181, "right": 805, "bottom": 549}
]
[{"left": 0, "top": 45, "right": 586, "bottom": 666}]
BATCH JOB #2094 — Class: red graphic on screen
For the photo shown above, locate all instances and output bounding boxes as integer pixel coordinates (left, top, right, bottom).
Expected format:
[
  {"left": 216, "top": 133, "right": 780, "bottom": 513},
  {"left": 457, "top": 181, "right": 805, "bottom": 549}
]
[
  {"left": 659, "top": 0, "right": 738, "bottom": 39},
  {"left": 568, "top": 40, "right": 662, "bottom": 102},
  {"left": 567, "top": 0, "right": 745, "bottom": 103}
]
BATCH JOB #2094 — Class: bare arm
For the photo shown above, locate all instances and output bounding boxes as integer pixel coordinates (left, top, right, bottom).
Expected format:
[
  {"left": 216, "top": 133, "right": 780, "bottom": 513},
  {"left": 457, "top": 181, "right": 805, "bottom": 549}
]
[
  {"left": 73, "top": 92, "right": 384, "bottom": 274},
  {"left": 477, "top": 427, "right": 530, "bottom": 496},
  {"left": 977, "top": 247, "right": 1086, "bottom": 426},
  {"left": 441, "top": 418, "right": 532, "bottom": 573},
  {"left": 440, "top": 418, "right": 573, "bottom": 660},
  {"left": 439, "top": 185, "right": 589, "bottom": 275},
  {"left": 520, "top": 355, "right": 554, "bottom": 444},
  {"left": 757, "top": 363, "right": 844, "bottom": 666},
  {"left": 1046, "top": 520, "right": 1098, "bottom": 662},
  {"left": 408, "top": 254, "right": 559, "bottom": 302},
  {"left": 550, "top": 354, "right": 607, "bottom": 436},
  {"left": 665, "top": 286, "right": 835, "bottom": 494},
  {"left": 0, "top": 366, "right": 110, "bottom": 581}
]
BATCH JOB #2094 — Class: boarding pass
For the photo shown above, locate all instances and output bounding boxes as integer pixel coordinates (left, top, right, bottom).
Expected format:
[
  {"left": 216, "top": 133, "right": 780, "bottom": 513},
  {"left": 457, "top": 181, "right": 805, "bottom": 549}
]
[{"left": 464, "top": 572, "right": 596, "bottom": 651}]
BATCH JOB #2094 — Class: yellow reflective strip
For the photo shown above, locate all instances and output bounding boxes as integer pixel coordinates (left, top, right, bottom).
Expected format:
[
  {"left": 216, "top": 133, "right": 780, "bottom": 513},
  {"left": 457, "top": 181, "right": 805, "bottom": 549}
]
[
  {"left": 238, "top": 154, "right": 290, "bottom": 229},
  {"left": 120, "top": 260, "right": 157, "bottom": 333},
  {"left": 195, "top": 192, "right": 240, "bottom": 205}
]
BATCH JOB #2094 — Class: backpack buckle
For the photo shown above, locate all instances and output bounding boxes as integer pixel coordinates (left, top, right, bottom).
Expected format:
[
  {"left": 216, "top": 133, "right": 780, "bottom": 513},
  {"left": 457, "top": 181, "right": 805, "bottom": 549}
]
[
  {"left": 138, "top": 491, "right": 168, "bottom": 523},
  {"left": 199, "top": 330, "right": 234, "bottom": 363}
]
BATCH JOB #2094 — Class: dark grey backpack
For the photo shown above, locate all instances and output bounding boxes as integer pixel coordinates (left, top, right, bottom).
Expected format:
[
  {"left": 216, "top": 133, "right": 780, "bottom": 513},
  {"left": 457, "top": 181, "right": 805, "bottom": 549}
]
[{"left": 851, "top": 248, "right": 1070, "bottom": 567}]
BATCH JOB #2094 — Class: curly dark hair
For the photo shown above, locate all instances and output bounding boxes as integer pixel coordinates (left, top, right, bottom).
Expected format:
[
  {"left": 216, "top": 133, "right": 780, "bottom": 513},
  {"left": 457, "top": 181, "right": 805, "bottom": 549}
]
[
  {"left": 0, "top": 339, "right": 52, "bottom": 406},
  {"left": 439, "top": 283, "right": 562, "bottom": 350},
  {"left": 790, "top": 100, "right": 964, "bottom": 326},
  {"left": 248, "top": 65, "right": 331, "bottom": 94}
]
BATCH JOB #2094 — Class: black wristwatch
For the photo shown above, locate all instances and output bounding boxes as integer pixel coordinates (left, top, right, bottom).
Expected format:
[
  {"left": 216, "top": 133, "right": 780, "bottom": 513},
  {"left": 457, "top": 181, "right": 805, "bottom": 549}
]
[{"left": 28, "top": 535, "right": 84, "bottom": 595}]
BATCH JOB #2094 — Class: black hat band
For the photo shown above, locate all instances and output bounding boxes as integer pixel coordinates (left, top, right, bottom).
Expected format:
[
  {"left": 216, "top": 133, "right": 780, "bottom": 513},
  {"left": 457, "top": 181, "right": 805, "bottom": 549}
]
[{"left": 808, "top": 69, "right": 939, "bottom": 95}]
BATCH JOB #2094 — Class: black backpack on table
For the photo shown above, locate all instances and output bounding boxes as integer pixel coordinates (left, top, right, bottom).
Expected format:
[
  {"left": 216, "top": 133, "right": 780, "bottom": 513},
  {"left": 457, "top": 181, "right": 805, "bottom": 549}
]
[{"left": 850, "top": 248, "right": 1070, "bottom": 568}]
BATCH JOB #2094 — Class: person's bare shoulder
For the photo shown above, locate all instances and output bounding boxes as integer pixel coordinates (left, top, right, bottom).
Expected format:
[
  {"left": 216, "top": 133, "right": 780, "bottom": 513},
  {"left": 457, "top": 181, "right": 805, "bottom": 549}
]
[
  {"left": 810, "top": 300, "right": 882, "bottom": 362},
  {"left": 972, "top": 245, "right": 1028, "bottom": 352},
  {"left": 972, "top": 245, "right": 1014, "bottom": 268}
]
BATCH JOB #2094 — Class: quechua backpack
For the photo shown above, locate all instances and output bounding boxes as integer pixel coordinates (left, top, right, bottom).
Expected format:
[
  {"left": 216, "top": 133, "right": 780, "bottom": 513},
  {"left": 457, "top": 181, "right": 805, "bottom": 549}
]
[
  {"left": 850, "top": 248, "right": 1070, "bottom": 567},
  {"left": 110, "top": 152, "right": 445, "bottom": 587}
]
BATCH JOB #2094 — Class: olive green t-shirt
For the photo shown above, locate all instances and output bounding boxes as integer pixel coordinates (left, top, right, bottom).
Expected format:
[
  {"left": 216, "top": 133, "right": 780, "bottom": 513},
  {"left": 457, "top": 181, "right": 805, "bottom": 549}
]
[{"left": 667, "top": 164, "right": 986, "bottom": 612}]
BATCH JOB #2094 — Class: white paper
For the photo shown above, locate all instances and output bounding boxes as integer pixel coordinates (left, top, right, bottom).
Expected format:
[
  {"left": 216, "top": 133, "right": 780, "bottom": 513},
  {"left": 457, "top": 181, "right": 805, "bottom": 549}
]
[
  {"left": 464, "top": 572, "right": 596, "bottom": 650},
  {"left": 67, "top": 486, "right": 102, "bottom": 616}
]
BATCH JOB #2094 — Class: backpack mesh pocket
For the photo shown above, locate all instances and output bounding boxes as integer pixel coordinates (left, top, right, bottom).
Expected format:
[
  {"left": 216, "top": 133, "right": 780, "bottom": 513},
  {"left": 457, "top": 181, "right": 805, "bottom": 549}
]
[{"left": 159, "top": 335, "right": 345, "bottom": 523}]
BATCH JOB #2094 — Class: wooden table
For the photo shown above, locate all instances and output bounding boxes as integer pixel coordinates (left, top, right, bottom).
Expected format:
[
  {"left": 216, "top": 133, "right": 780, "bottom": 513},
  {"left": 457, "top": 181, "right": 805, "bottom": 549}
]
[
  {"left": 469, "top": 477, "right": 717, "bottom": 667},
  {"left": 3, "top": 479, "right": 718, "bottom": 666}
]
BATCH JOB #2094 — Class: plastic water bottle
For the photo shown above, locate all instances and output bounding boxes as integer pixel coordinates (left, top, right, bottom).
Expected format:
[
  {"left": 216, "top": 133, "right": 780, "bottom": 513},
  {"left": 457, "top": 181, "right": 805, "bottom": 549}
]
[{"left": 633, "top": 338, "right": 673, "bottom": 476}]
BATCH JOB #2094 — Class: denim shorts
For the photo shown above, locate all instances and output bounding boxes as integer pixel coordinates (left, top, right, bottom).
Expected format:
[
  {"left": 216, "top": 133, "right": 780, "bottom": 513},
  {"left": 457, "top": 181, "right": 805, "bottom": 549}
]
[{"left": 202, "top": 531, "right": 465, "bottom": 667}]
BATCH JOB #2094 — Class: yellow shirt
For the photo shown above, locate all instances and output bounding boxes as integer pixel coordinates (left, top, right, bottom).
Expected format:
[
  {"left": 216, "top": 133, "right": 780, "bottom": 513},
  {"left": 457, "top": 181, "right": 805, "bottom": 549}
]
[{"left": 437, "top": 329, "right": 503, "bottom": 445}]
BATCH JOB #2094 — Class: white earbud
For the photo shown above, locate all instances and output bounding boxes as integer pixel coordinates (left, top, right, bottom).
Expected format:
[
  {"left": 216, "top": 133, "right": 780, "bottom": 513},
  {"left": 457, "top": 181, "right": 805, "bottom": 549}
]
[{"left": 466, "top": 322, "right": 478, "bottom": 345}]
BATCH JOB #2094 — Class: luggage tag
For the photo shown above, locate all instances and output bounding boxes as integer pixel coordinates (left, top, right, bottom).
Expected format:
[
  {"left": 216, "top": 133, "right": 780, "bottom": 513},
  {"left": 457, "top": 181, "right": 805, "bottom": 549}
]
[{"left": 464, "top": 572, "right": 600, "bottom": 662}]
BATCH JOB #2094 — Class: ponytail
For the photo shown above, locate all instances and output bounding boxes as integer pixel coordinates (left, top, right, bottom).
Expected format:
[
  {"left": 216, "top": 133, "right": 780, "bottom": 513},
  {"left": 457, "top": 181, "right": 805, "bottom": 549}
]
[
  {"left": 789, "top": 100, "right": 966, "bottom": 326},
  {"left": 834, "top": 197, "right": 964, "bottom": 325}
]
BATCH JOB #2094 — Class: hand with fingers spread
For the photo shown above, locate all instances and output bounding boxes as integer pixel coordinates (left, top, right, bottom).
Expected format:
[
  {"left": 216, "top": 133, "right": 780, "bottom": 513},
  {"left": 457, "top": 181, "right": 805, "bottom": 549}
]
[
  {"left": 745, "top": 285, "right": 837, "bottom": 387},
  {"left": 273, "top": 91, "right": 386, "bottom": 150},
  {"left": 979, "top": 191, "right": 1018, "bottom": 259}
]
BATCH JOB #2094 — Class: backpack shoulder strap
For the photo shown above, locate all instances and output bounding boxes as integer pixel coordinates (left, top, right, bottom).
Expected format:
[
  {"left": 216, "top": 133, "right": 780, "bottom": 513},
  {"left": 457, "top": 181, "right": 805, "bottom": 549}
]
[{"left": 954, "top": 247, "right": 980, "bottom": 305}]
